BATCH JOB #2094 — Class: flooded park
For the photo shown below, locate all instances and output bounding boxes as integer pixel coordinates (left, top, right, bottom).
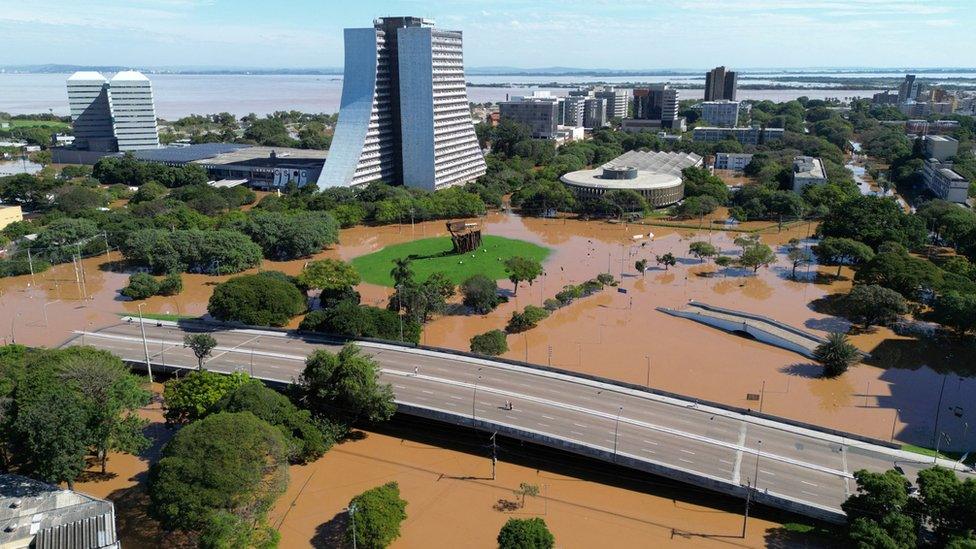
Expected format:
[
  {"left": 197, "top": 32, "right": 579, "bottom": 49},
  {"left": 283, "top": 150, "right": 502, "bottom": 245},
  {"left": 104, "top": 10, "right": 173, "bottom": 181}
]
[{"left": 2, "top": 207, "right": 973, "bottom": 547}]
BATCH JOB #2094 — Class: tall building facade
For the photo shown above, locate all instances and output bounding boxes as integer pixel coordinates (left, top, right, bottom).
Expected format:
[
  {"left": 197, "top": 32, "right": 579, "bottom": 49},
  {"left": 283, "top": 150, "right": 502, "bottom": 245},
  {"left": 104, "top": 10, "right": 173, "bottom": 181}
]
[
  {"left": 66, "top": 71, "right": 159, "bottom": 152},
  {"left": 320, "top": 17, "right": 486, "bottom": 191},
  {"left": 704, "top": 66, "right": 738, "bottom": 101},
  {"left": 583, "top": 98, "right": 607, "bottom": 129},
  {"left": 633, "top": 84, "right": 679, "bottom": 122},
  {"left": 898, "top": 74, "right": 919, "bottom": 103},
  {"left": 595, "top": 87, "right": 630, "bottom": 120},
  {"left": 562, "top": 96, "right": 586, "bottom": 127},
  {"left": 66, "top": 72, "right": 116, "bottom": 152},
  {"left": 108, "top": 71, "right": 160, "bottom": 151}
]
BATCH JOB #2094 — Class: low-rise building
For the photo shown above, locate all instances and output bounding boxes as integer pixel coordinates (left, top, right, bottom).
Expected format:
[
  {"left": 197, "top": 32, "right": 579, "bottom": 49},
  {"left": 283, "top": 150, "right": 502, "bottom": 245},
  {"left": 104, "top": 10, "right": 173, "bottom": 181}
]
[
  {"left": 714, "top": 153, "right": 754, "bottom": 172},
  {"left": 923, "top": 135, "right": 959, "bottom": 162},
  {"left": 922, "top": 159, "right": 970, "bottom": 203},
  {"left": 0, "top": 474, "right": 119, "bottom": 549},
  {"left": 692, "top": 126, "right": 784, "bottom": 145},
  {"left": 791, "top": 156, "right": 827, "bottom": 193},
  {"left": 700, "top": 100, "right": 740, "bottom": 127}
]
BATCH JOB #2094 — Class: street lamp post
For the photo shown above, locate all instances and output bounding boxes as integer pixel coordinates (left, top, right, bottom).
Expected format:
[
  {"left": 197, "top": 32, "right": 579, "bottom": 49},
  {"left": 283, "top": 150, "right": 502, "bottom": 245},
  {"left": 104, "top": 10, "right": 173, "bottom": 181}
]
[
  {"left": 137, "top": 303, "right": 154, "bottom": 384},
  {"left": 645, "top": 355, "right": 650, "bottom": 387},
  {"left": 742, "top": 439, "right": 763, "bottom": 538},
  {"left": 935, "top": 431, "right": 951, "bottom": 464},
  {"left": 472, "top": 374, "right": 482, "bottom": 422},
  {"left": 348, "top": 504, "right": 358, "bottom": 549}
]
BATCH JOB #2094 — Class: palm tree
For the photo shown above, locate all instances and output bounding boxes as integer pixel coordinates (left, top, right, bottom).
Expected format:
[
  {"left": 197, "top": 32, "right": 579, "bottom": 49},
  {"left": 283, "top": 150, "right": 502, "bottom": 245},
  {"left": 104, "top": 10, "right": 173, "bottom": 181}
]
[
  {"left": 390, "top": 258, "right": 414, "bottom": 287},
  {"left": 813, "top": 332, "right": 860, "bottom": 377}
]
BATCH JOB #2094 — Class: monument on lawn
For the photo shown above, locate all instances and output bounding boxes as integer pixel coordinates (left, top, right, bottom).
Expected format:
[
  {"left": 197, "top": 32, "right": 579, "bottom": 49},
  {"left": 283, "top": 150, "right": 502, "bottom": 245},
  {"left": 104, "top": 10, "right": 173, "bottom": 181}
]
[{"left": 446, "top": 220, "right": 482, "bottom": 254}]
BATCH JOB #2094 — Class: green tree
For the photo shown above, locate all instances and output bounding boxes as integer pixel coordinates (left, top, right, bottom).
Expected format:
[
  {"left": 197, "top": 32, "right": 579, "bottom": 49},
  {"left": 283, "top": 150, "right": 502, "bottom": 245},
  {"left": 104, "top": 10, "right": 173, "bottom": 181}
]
[
  {"left": 157, "top": 272, "right": 183, "bottom": 296},
  {"left": 470, "top": 330, "right": 509, "bottom": 356},
  {"left": 498, "top": 518, "right": 555, "bottom": 549},
  {"left": 842, "top": 285, "right": 908, "bottom": 329},
  {"left": 390, "top": 257, "right": 414, "bottom": 288},
  {"left": 208, "top": 273, "right": 307, "bottom": 327},
  {"left": 347, "top": 482, "right": 408, "bottom": 549},
  {"left": 688, "top": 241, "right": 718, "bottom": 263},
  {"left": 505, "top": 256, "right": 543, "bottom": 295},
  {"left": 818, "top": 195, "right": 926, "bottom": 251},
  {"left": 298, "top": 258, "right": 361, "bottom": 294},
  {"left": 211, "top": 381, "right": 331, "bottom": 463},
  {"left": 635, "top": 258, "right": 648, "bottom": 276},
  {"left": 461, "top": 274, "right": 501, "bottom": 314},
  {"left": 198, "top": 511, "right": 280, "bottom": 549},
  {"left": 514, "top": 482, "right": 540, "bottom": 509},
  {"left": 130, "top": 181, "right": 168, "bottom": 204},
  {"left": 58, "top": 351, "right": 151, "bottom": 473},
  {"left": 932, "top": 291, "right": 976, "bottom": 335},
  {"left": 148, "top": 412, "right": 290, "bottom": 531},
  {"left": 842, "top": 469, "right": 917, "bottom": 549},
  {"left": 813, "top": 237, "right": 875, "bottom": 278},
  {"left": 738, "top": 243, "right": 776, "bottom": 273},
  {"left": 120, "top": 272, "right": 161, "bottom": 300},
  {"left": 813, "top": 332, "right": 860, "bottom": 377},
  {"left": 298, "top": 344, "right": 396, "bottom": 425},
  {"left": 655, "top": 252, "right": 677, "bottom": 271},
  {"left": 184, "top": 333, "right": 218, "bottom": 370},
  {"left": 162, "top": 370, "right": 251, "bottom": 424}
]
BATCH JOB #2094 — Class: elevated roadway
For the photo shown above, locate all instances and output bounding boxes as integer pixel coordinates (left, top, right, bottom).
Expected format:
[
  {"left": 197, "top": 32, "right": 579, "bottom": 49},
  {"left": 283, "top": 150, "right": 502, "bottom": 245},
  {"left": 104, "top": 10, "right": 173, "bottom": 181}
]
[{"left": 64, "top": 320, "right": 968, "bottom": 523}]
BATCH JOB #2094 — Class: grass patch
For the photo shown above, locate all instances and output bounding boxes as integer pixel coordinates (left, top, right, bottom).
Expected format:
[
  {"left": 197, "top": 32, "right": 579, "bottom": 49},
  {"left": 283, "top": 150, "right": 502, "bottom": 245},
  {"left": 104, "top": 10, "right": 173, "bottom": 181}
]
[
  {"left": 4, "top": 119, "right": 70, "bottom": 130},
  {"left": 901, "top": 443, "right": 974, "bottom": 465},
  {"left": 352, "top": 235, "right": 551, "bottom": 286},
  {"left": 117, "top": 312, "right": 197, "bottom": 323}
]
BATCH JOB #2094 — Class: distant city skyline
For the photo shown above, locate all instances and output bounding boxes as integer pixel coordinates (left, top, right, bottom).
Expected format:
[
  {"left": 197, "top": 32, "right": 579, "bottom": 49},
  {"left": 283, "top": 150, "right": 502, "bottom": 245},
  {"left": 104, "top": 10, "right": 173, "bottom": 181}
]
[{"left": 2, "top": 1, "right": 975, "bottom": 69}]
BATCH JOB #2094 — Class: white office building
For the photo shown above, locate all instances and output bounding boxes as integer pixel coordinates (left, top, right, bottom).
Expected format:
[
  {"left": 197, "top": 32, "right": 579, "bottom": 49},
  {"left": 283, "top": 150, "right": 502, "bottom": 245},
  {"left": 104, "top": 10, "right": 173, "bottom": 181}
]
[
  {"left": 922, "top": 135, "right": 959, "bottom": 162},
  {"left": 562, "top": 96, "right": 586, "bottom": 128},
  {"left": 66, "top": 72, "right": 116, "bottom": 151},
  {"left": 321, "top": 16, "right": 486, "bottom": 190},
  {"left": 701, "top": 100, "right": 740, "bottom": 128},
  {"left": 714, "top": 153, "right": 754, "bottom": 172},
  {"left": 108, "top": 71, "right": 160, "bottom": 151},
  {"left": 791, "top": 156, "right": 828, "bottom": 193},
  {"left": 595, "top": 87, "right": 630, "bottom": 120},
  {"left": 66, "top": 70, "right": 159, "bottom": 152},
  {"left": 922, "top": 159, "right": 970, "bottom": 203}
]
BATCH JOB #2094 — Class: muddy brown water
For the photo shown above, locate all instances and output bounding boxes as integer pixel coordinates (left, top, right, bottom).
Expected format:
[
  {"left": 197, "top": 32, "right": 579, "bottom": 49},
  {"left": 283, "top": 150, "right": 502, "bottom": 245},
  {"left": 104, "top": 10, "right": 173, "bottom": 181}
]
[{"left": 2, "top": 210, "right": 973, "bottom": 546}]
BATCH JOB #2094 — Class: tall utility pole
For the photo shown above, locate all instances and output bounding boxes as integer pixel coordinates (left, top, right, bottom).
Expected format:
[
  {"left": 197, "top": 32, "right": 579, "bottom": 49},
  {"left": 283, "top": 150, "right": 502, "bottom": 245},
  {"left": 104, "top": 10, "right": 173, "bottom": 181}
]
[
  {"left": 26, "top": 247, "right": 35, "bottom": 285},
  {"left": 137, "top": 303, "right": 154, "bottom": 384},
  {"left": 742, "top": 439, "right": 763, "bottom": 538},
  {"left": 490, "top": 432, "right": 497, "bottom": 480},
  {"left": 612, "top": 406, "right": 623, "bottom": 461}
]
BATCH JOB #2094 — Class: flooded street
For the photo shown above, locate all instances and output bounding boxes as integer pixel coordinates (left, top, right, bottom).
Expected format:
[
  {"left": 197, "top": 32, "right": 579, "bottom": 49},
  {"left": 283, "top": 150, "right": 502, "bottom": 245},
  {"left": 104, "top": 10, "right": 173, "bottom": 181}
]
[{"left": 2, "top": 209, "right": 974, "bottom": 546}]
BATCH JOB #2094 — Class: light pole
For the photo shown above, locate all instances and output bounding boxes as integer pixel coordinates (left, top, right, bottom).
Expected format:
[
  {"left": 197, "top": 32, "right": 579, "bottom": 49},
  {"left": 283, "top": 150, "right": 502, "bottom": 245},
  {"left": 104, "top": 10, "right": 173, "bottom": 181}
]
[
  {"left": 472, "top": 373, "right": 483, "bottom": 421},
  {"left": 547, "top": 345, "right": 552, "bottom": 367},
  {"left": 137, "top": 303, "right": 154, "bottom": 384},
  {"left": 742, "top": 439, "right": 762, "bottom": 538}
]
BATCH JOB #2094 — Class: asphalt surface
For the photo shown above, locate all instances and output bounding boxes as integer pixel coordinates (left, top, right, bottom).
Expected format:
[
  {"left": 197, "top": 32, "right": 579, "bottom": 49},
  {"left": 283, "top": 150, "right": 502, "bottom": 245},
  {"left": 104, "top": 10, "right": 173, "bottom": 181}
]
[{"left": 65, "top": 320, "right": 973, "bottom": 516}]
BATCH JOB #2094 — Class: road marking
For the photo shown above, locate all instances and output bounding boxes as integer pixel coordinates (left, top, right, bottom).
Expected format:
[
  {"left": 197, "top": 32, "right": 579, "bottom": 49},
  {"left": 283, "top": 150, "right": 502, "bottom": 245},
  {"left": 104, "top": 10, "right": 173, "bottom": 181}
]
[
  {"left": 761, "top": 470, "right": 775, "bottom": 476},
  {"left": 720, "top": 459, "right": 734, "bottom": 465},
  {"left": 801, "top": 480, "right": 818, "bottom": 487},
  {"left": 421, "top": 390, "right": 434, "bottom": 395},
  {"left": 570, "top": 430, "right": 585, "bottom": 436},
  {"left": 680, "top": 449, "right": 696, "bottom": 455},
  {"left": 801, "top": 490, "right": 819, "bottom": 497},
  {"left": 542, "top": 415, "right": 555, "bottom": 420},
  {"left": 537, "top": 422, "right": 550, "bottom": 428},
  {"left": 642, "top": 439, "right": 659, "bottom": 446},
  {"left": 732, "top": 423, "right": 747, "bottom": 485},
  {"left": 573, "top": 422, "right": 587, "bottom": 428},
  {"left": 450, "top": 395, "right": 464, "bottom": 400},
  {"left": 841, "top": 445, "right": 851, "bottom": 498},
  {"left": 505, "top": 415, "right": 517, "bottom": 420},
  {"left": 394, "top": 385, "right": 407, "bottom": 389},
  {"left": 445, "top": 402, "right": 457, "bottom": 407},
  {"left": 641, "top": 448, "right": 656, "bottom": 454},
  {"left": 679, "top": 458, "right": 694, "bottom": 464}
]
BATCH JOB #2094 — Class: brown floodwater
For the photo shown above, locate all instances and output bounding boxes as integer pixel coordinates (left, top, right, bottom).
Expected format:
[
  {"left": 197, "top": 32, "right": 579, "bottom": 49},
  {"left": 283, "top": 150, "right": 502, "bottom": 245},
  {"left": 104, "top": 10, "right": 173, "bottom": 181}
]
[{"left": 2, "top": 209, "right": 974, "bottom": 546}]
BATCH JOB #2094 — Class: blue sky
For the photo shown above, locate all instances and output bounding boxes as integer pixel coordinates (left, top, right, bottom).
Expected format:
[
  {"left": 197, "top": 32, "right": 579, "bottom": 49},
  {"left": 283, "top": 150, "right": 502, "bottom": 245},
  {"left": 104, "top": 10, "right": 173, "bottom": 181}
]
[{"left": 2, "top": 0, "right": 974, "bottom": 69}]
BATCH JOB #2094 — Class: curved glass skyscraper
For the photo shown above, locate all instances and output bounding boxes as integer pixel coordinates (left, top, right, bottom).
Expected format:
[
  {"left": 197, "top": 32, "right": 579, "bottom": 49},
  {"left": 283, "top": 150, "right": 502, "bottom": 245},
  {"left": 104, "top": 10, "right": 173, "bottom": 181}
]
[{"left": 319, "top": 17, "right": 486, "bottom": 191}]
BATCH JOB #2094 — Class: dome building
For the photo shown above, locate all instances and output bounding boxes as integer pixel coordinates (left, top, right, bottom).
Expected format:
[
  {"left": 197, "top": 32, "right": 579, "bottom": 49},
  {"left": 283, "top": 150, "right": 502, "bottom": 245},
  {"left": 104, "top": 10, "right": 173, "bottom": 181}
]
[{"left": 560, "top": 150, "right": 703, "bottom": 208}]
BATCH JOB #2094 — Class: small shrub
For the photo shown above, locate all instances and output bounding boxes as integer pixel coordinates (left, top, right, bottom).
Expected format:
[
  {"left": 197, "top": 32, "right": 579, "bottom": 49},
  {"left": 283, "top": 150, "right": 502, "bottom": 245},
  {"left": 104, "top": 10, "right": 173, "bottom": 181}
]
[
  {"left": 120, "top": 272, "right": 160, "bottom": 300},
  {"left": 543, "top": 298, "right": 561, "bottom": 311},
  {"left": 157, "top": 273, "right": 183, "bottom": 296}
]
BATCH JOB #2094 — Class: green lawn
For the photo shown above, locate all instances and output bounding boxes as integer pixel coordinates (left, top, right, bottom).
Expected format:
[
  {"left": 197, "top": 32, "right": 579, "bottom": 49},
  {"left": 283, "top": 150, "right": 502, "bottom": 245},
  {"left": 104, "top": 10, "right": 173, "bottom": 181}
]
[
  {"left": 352, "top": 235, "right": 551, "bottom": 286},
  {"left": 4, "top": 119, "right": 70, "bottom": 130},
  {"left": 117, "top": 312, "right": 197, "bottom": 323},
  {"left": 901, "top": 443, "right": 974, "bottom": 465}
]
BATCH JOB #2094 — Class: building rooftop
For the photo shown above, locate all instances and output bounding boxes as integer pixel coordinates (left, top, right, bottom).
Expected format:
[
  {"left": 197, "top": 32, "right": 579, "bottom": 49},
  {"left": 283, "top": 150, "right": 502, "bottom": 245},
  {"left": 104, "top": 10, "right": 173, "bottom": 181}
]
[
  {"left": 0, "top": 474, "right": 117, "bottom": 548},
  {"left": 130, "top": 143, "right": 328, "bottom": 170},
  {"left": 793, "top": 156, "right": 826, "bottom": 179},
  {"left": 605, "top": 150, "right": 703, "bottom": 177},
  {"left": 924, "top": 135, "right": 958, "bottom": 143},
  {"left": 67, "top": 71, "right": 107, "bottom": 82},
  {"left": 132, "top": 143, "right": 251, "bottom": 163},
  {"left": 110, "top": 70, "right": 150, "bottom": 82}
]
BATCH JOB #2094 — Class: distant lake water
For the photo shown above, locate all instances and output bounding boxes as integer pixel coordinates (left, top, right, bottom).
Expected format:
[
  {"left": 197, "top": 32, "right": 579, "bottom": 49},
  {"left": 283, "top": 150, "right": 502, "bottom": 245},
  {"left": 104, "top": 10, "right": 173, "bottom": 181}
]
[{"left": 0, "top": 73, "right": 883, "bottom": 119}]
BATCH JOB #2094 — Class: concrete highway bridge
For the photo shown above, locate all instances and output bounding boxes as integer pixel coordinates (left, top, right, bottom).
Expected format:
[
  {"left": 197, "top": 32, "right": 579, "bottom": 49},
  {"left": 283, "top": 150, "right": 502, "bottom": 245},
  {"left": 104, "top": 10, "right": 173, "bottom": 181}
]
[
  {"left": 657, "top": 301, "right": 867, "bottom": 359},
  {"left": 64, "top": 320, "right": 968, "bottom": 524}
]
